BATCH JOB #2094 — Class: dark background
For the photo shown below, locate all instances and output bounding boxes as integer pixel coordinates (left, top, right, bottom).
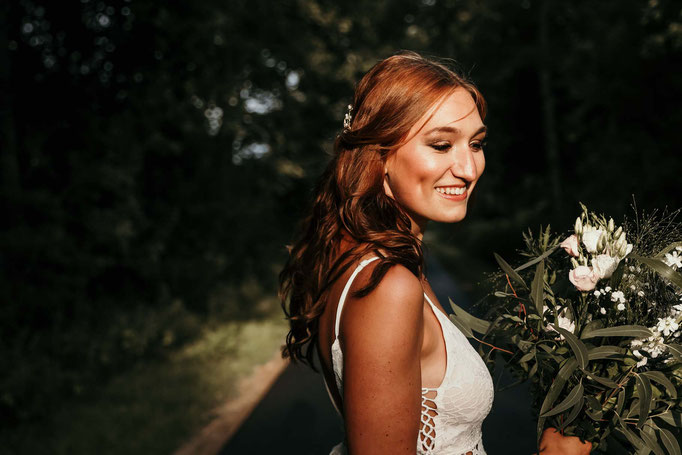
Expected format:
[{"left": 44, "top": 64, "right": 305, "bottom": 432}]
[{"left": 1, "top": 0, "right": 681, "bottom": 451}]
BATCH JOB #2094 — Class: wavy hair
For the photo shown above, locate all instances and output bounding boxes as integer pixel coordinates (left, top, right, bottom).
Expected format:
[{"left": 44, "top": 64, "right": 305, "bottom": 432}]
[{"left": 280, "top": 51, "right": 486, "bottom": 369}]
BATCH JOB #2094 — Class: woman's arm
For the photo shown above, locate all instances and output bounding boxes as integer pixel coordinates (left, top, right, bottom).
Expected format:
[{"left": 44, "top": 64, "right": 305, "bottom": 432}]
[{"left": 341, "top": 264, "right": 425, "bottom": 455}]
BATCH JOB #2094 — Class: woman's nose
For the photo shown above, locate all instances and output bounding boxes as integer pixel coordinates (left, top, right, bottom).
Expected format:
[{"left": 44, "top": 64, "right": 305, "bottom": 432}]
[{"left": 449, "top": 146, "right": 478, "bottom": 181}]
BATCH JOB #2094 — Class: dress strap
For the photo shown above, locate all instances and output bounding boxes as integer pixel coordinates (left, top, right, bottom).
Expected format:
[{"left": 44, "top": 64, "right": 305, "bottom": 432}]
[{"left": 334, "top": 257, "right": 380, "bottom": 338}]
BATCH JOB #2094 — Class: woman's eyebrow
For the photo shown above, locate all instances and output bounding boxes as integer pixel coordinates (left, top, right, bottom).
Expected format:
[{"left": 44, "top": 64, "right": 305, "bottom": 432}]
[{"left": 423, "top": 125, "right": 487, "bottom": 136}]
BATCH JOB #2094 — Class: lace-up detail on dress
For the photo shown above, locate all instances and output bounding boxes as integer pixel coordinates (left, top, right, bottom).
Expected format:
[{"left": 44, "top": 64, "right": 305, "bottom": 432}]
[{"left": 324, "top": 257, "right": 494, "bottom": 455}]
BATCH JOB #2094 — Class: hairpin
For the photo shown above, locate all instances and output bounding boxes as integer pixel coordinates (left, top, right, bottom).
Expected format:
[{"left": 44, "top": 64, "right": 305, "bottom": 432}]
[{"left": 343, "top": 104, "right": 353, "bottom": 131}]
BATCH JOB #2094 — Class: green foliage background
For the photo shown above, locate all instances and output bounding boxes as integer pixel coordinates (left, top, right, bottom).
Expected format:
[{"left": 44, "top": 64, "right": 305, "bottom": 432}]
[{"left": 1, "top": 0, "right": 681, "bottom": 436}]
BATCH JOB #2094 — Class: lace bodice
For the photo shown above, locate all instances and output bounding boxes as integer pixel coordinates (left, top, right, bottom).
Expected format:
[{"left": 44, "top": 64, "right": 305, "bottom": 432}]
[{"left": 323, "top": 257, "right": 494, "bottom": 455}]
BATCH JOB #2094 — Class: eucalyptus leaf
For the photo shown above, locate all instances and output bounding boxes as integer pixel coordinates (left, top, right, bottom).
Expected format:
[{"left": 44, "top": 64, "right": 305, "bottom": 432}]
[
  {"left": 514, "top": 245, "right": 559, "bottom": 272},
  {"left": 641, "top": 371, "right": 677, "bottom": 399},
  {"left": 639, "top": 425, "right": 665, "bottom": 455},
  {"left": 531, "top": 260, "right": 545, "bottom": 317},
  {"left": 541, "top": 382, "right": 584, "bottom": 417},
  {"left": 581, "top": 325, "right": 654, "bottom": 339},
  {"left": 494, "top": 252, "right": 528, "bottom": 290},
  {"left": 635, "top": 374, "right": 653, "bottom": 429},
  {"left": 448, "top": 314, "right": 474, "bottom": 338},
  {"left": 631, "top": 255, "right": 682, "bottom": 290},
  {"left": 655, "top": 410, "right": 682, "bottom": 428},
  {"left": 449, "top": 299, "right": 491, "bottom": 335},
  {"left": 553, "top": 326, "right": 588, "bottom": 369},
  {"left": 537, "top": 358, "right": 578, "bottom": 444},
  {"left": 560, "top": 395, "right": 584, "bottom": 429},
  {"left": 617, "top": 414, "right": 647, "bottom": 451},
  {"left": 667, "top": 344, "right": 682, "bottom": 362},
  {"left": 582, "top": 368, "right": 619, "bottom": 388},
  {"left": 658, "top": 427, "right": 681, "bottom": 455}
]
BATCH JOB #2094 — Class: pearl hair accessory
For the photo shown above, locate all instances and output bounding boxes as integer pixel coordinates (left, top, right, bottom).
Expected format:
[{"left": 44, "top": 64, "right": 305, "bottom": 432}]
[{"left": 343, "top": 104, "right": 353, "bottom": 131}]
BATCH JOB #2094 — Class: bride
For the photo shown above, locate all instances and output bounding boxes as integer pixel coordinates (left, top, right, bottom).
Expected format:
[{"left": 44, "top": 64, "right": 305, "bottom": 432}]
[{"left": 280, "top": 51, "right": 591, "bottom": 455}]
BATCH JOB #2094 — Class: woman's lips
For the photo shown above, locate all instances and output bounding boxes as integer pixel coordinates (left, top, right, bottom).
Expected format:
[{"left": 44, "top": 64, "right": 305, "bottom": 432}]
[{"left": 435, "top": 185, "right": 467, "bottom": 201}]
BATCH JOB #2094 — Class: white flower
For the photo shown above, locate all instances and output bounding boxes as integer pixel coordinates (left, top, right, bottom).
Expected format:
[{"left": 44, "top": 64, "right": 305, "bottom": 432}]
[
  {"left": 582, "top": 228, "right": 603, "bottom": 253},
  {"left": 594, "top": 290, "right": 601, "bottom": 297},
  {"left": 605, "top": 286, "right": 612, "bottom": 293},
  {"left": 617, "top": 303, "right": 625, "bottom": 311},
  {"left": 599, "top": 307, "right": 607, "bottom": 315},
  {"left": 657, "top": 317, "right": 679, "bottom": 337},
  {"left": 636, "top": 357, "right": 648, "bottom": 368},
  {"left": 546, "top": 311, "right": 575, "bottom": 340},
  {"left": 591, "top": 254, "right": 620, "bottom": 279},
  {"left": 664, "top": 251, "right": 682, "bottom": 269},
  {"left": 611, "top": 291, "right": 626, "bottom": 304},
  {"left": 637, "top": 291, "right": 645, "bottom": 297}
]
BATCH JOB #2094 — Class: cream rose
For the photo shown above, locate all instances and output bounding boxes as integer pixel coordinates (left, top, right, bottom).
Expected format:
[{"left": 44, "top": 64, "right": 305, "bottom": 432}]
[
  {"left": 560, "top": 235, "right": 580, "bottom": 257},
  {"left": 569, "top": 265, "right": 599, "bottom": 291},
  {"left": 582, "top": 229, "right": 603, "bottom": 253},
  {"left": 591, "top": 254, "right": 620, "bottom": 279}
]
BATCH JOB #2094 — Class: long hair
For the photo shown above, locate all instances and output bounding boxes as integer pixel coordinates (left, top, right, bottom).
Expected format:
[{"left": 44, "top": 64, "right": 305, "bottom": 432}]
[{"left": 279, "top": 51, "right": 486, "bottom": 369}]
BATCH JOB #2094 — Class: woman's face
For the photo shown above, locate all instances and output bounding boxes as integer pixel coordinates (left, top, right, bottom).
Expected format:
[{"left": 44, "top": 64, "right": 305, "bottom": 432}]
[{"left": 383, "top": 87, "right": 486, "bottom": 235}]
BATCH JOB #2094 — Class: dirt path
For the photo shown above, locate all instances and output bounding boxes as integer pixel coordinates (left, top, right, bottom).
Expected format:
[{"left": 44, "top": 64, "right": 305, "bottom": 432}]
[{"left": 173, "top": 351, "right": 289, "bottom": 455}]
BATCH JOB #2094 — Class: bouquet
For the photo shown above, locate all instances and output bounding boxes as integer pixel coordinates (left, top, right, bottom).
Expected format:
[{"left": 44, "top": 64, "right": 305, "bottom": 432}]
[{"left": 450, "top": 204, "right": 682, "bottom": 454}]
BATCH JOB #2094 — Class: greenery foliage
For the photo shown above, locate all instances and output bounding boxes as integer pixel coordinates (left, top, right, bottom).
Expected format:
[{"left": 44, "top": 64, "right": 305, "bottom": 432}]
[{"left": 452, "top": 207, "right": 682, "bottom": 453}]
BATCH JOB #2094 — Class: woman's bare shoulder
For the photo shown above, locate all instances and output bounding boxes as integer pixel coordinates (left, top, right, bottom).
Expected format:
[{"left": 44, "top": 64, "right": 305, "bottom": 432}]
[{"left": 340, "top": 261, "right": 424, "bottom": 346}]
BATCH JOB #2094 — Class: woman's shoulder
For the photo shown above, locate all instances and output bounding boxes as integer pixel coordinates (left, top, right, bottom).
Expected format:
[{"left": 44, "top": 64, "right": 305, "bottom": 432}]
[{"left": 340, "top": 259, "right": 425, "bottom": 341}]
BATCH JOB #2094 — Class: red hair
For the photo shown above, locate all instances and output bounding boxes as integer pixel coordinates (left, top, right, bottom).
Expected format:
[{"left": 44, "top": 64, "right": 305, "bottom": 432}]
[{"left": 280, "top": 51, "right": 486, "bottom": 368}]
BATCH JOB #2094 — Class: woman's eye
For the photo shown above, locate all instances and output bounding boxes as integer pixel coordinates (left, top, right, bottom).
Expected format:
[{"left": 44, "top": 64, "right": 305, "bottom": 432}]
[
  {"left": 430, "top": 142, "right": 451, "bottom": 152},
  {"left": 470, "top": 140, "right": 487, "bottom": 151}
]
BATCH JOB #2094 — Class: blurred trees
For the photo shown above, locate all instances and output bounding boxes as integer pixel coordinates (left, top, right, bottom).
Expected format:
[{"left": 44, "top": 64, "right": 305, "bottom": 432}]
[{"left": 1, "top": 0, "right": 681, "bottom": 427}]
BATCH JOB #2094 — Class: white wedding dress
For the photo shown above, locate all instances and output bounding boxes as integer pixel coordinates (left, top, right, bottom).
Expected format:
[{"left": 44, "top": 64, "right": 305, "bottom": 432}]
[{"left": 323, "top": 257, "right": 495, "bottom": 454}]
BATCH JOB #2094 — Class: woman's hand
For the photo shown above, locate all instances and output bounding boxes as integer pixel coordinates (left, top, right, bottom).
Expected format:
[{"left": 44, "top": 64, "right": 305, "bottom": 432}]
[{"left": 537, "top": 428, "right": 592, "bottom": 455}]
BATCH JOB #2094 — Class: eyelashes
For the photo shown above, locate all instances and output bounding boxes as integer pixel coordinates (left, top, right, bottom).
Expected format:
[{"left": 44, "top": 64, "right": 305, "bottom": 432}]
[{"left": 428, "top": 140, "right": 487, "bottom": 152}]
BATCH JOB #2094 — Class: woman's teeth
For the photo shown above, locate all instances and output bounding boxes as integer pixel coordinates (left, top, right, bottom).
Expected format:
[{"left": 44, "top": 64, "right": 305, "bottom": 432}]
[{"left": 436, "top": 186, "right": 466, "bottom": 195}]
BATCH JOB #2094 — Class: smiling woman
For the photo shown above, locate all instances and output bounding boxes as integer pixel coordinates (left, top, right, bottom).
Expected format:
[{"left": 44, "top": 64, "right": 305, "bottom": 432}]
[{"left": 279, "top": 51, "right": 588, "bottom": 455}]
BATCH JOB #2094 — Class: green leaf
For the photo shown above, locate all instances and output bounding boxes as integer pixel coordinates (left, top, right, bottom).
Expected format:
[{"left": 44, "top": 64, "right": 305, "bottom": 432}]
[
  {"left": 584, "top": 395, "right": 603, "bottom": 420},
  {"left": 581, "top": 325, "right": 654, "bottom": 339},
  {"left": 541, "top": 382, "right": 584, "bottom": 417},
  {"left": 530, "top": 260, "right": 545, "bottom": 317},
  {"left": 659, "top": 427, "right": 681, "bottom": 455},
  {"left": 654, "top": 241, "right": 682, "bottom": 259},
  {"left": 635, "top": 374, "right": 653, "bottom": 429},
  {"left": 553, "top": 326, "right": 588, "bottom": 369},
  {"left": 587, "top": 345, "right": 627, "bottom": 361},
  {"left": 581, "top": 368, "right": 619, "bottom": 388},
  {"left": 615, "top": 389, "right": 626, "bottom": 416},
  {"left": 655, "top": 410, "right": 682, "bottom": 428},
  {"left": 520, "top": 350, "right": 536, "bottom": 363},
  {"left": 448, "top": 314, "right": 474, "bottom": 338},
  {"left": 617, "top": 414, "right": 647, "bottom": 451},
  {"left": 449, "top": 299, "right": 491, "bottom": 335},
  {"left": 494, "top": 252, "right": 528, "bottom": 290},
  {"left": 560, "top": 395, "right": 584, "bottom": 429},
  {"left": 667, "top": 344, "right": 682, "bottom": 362},
  {"left": 514, "top": 245, "right": 559, "bottom": 272},
  {"left": 639, "top": 425, "right": 665, "bottom": 455},
  {"left": 537, "top": 358, "right": 578, "bottom": 444},
  {"left": 641, "top": 371, "right": 677, "bottom": 399},
  {"left": 631, "top": 255, "right": 682, "bottom": 290}
]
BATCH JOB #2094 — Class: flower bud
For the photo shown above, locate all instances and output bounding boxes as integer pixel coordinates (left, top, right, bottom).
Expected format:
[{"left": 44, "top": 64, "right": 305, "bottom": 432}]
[
  {"left": 571, "top": 258, "right": 579, "bottom": 268},
  {"left": 614, "top": 226, "right": 623, "bottom": 239},
  {"left": 608, "top": 218, "right": 615, "bottom": 233},
  {"left": 597, "top": 232, "right": 606, "bottom": 252},
  {"left": 575, "top": 217, "right": 583, "bottom": 235}
]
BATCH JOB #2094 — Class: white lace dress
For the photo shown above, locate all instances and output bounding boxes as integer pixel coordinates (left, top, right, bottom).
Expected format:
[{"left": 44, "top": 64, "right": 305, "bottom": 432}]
[{"left": 323, "top": 257, "right": 494, "bottom": 454}]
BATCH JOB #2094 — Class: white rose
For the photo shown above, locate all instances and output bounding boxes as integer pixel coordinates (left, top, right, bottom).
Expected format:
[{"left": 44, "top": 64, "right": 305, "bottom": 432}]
[
  {"left": 582, "top": 229, "right": 603, "bottom": 253},
  {"left": 591, "top": 254, "right": 620, "bottom": 279}
]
